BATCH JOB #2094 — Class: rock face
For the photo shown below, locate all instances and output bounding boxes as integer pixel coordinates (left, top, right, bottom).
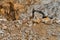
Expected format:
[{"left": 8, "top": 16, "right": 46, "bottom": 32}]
[{"left": 0, "top": 0, "right": 60, "bottom": 40}]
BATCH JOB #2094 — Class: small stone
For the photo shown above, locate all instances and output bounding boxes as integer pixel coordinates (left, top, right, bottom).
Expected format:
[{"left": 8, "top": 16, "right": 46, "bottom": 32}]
[
  {"left": 27, "top": 21, "right": 33, "bottom": 27},
  {"left": 0, "top": 19, "right": 7, "bottom": 21},
  {"left": 42, "top": 17, "right": 52, "bottom": 24},
  {"left": 22, "top": 18, "right": 28, "bottom": 24},
  {"left": 55, "top": 20, "right": 60, "bottom": 24},
  {"left": 32, "top": 18, "right": 42, "bottom": 23},
  {"left": 0, "top": 30, "right": 4, "bottom": 34},
  {"left": 2, "top": 24, "right": 7, "bottom": 30},
  {"left": 41, "top": 0, "right": 52, "bottom": 4}
]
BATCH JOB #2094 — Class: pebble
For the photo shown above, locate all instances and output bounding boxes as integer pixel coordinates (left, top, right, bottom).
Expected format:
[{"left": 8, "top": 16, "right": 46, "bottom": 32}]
[
  {"left": 0, "top": 29, "right": 4, "bottom": 34},
  {"left": 55, "top": 20, "right": 60, "bottom": 24},
  {"left": 2, "top": 24, "right": 7, "bottom": 30},
  {"left": 32, "top": 18, "right": 42, "bottom": 23},
  {"left": 41, "top": 0, "right": 52, "bottom": 4},
  {"left": 42, "top": 17, "right": 53, "bottom": 24}
]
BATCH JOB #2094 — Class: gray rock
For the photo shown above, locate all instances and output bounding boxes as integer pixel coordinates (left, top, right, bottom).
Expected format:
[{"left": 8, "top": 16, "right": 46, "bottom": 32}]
[
  {"left": 0, "top": 29, "right": 4, "bottom": 34},
  {"left": 41, "top": 0, "right": 52, "bottom": 4}
]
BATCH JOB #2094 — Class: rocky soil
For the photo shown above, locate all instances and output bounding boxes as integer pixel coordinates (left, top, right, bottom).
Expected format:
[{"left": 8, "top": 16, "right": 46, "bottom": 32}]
[{"left": 0, "top": 0, "right": 60, "bottom": 40}]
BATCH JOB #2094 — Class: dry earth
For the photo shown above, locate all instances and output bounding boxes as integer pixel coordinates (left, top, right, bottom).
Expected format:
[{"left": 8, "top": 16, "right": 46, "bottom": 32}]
[{"left": 0, "top": 0, "right": 60, "bottom": 40}]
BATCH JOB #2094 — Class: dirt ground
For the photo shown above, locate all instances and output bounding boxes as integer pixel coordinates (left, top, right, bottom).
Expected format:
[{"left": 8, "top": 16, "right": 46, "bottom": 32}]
[
  {"left": 0, "top": 20, "right": 59, "bottom": 40},
  {"left": 0, "top": 0, "right": 60, "bottom": 40}
]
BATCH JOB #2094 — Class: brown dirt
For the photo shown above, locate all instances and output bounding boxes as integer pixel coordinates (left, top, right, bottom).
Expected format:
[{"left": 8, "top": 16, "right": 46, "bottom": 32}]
[{"left": 0, "top": 0, "right": 59, "bottom": 40}]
